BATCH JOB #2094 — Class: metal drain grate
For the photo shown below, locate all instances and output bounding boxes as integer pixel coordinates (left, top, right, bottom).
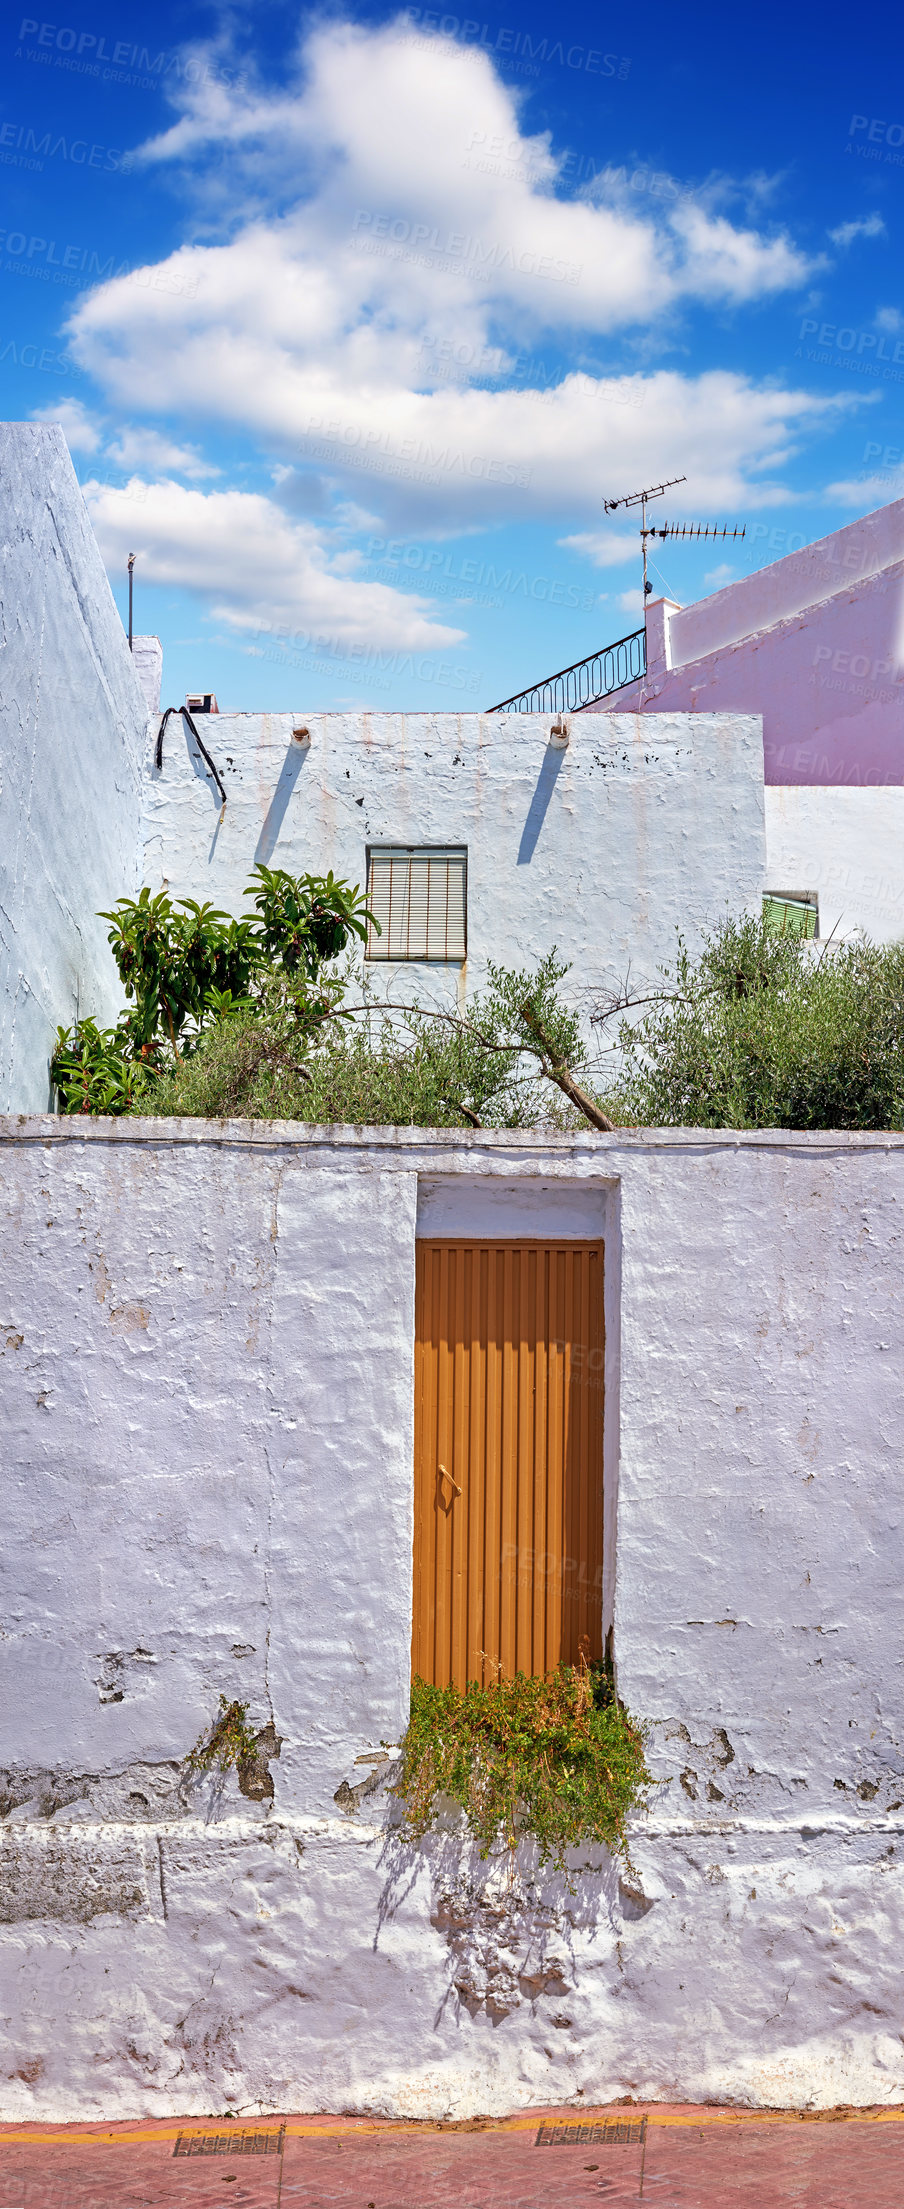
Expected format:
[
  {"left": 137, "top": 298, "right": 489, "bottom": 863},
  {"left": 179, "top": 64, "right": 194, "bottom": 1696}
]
[
  {"left": 535, "top": 2120, "right": 647, "bottom": 2146},
  {"left": 174, "top": 2129, "right": 285, "bottom": 2158}
]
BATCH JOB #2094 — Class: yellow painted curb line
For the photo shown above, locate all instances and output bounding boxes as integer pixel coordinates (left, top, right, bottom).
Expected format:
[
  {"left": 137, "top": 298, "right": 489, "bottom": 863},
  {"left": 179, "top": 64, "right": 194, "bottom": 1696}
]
[{"left": 2, "top": 2108, "right": 904, "bottom": 2146}]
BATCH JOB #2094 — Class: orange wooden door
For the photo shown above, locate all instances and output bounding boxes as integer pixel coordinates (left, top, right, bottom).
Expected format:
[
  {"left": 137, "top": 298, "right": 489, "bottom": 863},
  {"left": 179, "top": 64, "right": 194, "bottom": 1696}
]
[{"left": 412, "top": 1240, "right": 604, "bottom": 1688}]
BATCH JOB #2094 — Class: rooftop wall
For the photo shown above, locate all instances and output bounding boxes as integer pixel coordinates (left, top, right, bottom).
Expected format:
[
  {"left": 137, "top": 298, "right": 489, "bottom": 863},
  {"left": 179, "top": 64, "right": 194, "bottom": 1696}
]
[
  {"left": 594, "top": 501, "right": 904, "bottom": 791},
  {"left": 143, "top": 708, "right": 765, "bottom": 1010},
  {"left": 671, "top": 497, "right": 904, "bottom": 668},
  {"left": 0, "top": 425, "right": 147, "bottom": 1110},
  {"left": 2, "top": 1119, "right": 903, "bottom": 2118},
  {"left": 131, "top": 635, "right": 162, "bottom": 716}
]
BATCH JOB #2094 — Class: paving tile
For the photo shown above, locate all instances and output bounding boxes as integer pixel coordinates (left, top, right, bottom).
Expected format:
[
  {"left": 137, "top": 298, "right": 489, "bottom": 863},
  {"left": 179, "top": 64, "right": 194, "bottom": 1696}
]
[{"left": 1, "top": 2107, "right": 902, "bottom": 2209}]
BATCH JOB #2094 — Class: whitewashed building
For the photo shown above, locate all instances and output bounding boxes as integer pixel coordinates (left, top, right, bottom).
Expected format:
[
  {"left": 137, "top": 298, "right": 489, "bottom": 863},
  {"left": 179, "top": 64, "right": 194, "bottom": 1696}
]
[
  {"left": 3, "top": 425, "right": 904, "bottom": 2125},
  {"left": 0, "top": 425, "right": 147, "bottom": 1113},
  {"left": 0, "top": 422, "right": 765, "bottom": 1111}
]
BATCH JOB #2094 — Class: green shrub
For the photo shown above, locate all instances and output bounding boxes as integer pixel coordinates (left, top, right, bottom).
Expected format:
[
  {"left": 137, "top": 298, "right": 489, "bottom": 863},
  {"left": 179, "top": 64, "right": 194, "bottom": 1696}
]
[
  {"left": 50, "top": 1017, "right": 153, "bottom": 1115},
  {"left": 393, "top": 1665, "right": 651, "bottom": 1871},
  {"left": 55, "top": 918, "right": 605, "bottom": 1131},
  {"left": 142, "top": 970, "right": 580, "bottom": 1130},
  {"left": 610, "top": 916, "right": 904, "bottom": 1131},
  {"left": 51, "top": 865, "right": 375, "bottom": 1113}
]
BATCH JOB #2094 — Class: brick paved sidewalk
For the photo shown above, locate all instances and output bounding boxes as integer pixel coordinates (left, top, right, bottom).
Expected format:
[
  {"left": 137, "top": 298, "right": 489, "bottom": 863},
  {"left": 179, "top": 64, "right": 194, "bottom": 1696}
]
[{"left": 2, "top": 2105, "right": 902, "bottom": 2208}]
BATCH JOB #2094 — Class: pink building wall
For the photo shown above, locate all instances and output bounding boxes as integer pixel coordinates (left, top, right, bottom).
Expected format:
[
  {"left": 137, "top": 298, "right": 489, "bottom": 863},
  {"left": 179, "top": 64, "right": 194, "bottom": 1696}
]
[{"left": 593, "top": 498, "right": 904, "bottom": 788}]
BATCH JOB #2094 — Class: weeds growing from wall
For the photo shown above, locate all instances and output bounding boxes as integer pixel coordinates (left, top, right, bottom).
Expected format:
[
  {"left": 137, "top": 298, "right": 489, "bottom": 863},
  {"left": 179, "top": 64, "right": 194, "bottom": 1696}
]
[
  {"left": 186, "top": 1697, "right": 260, "bottom": 1778},
  {"left": 185, "top": 1697, "right": 281, "bottom": 1802},
  {"left": 394, "top": 1665, "right": 651, "bottom": 1872}
]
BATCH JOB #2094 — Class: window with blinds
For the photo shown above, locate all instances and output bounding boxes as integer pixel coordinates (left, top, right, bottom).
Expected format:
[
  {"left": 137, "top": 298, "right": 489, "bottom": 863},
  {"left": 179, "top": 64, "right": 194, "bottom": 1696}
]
[
  {"left": 366, "top": 847, "right": 467, "bottom": 962},
  {"left": 763, "top": 892, "right": 818, "bottom": 939}
]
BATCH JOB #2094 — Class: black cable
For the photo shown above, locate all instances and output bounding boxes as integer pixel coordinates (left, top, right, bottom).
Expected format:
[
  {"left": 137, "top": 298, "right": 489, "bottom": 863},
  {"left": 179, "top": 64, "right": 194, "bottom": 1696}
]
[{"left": 155, "top": 705, "right": 227, "bottom": 809}]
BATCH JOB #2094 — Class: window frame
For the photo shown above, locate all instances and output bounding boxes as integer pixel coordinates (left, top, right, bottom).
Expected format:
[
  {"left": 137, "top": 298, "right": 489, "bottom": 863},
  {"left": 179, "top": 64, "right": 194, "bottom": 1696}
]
[
  {"left": 763, "top": 891, "right": 818, "bottom": 940},
  {"left": 365, "top": 843, "right": 468, "bottom": 965}
]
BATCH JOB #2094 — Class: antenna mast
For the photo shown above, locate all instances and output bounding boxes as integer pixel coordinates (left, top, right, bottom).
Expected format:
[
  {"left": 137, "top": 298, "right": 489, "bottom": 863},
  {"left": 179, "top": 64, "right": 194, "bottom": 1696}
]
[
  {"left": 603, "top": 476, "right": 686, "bottom": 600},
  {"left": 603, "top": 477, "right": 746, "bottom": 601}
]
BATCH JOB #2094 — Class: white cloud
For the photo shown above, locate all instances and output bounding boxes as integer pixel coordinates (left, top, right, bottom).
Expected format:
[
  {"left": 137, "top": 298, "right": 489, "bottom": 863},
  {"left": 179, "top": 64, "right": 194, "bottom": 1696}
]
[
  {"left": 27, "top": 401, "right": 218, "bottom": 483},
  {"left": 825, "top": 471, "right": 904, "bottom": 508},
  {"left": 667, "top": 201, "right": 815, "bottom": 302},
  {"left": 63, "top": 19, "right": 829, "bottom": 539},
  {"left": 558, "top": 528, "right": 638, "bottom": 566},
  {"left": 130, "top": 24, "right": 813, "bottom": 319},
  {"left": 828, "top": 213, "right": 886, "bottom": 248},
  {"left": 67, "top": 337, "right": 853, "bottom": 537},
  {"left": 29, "top": 397, "right": 102, "bottom": 453},
  {"left": 81, "top": 477, "right": 467, "bottom": 650},
  {"left": 105, "top": 425, "right": 217, "bottom": 478}
]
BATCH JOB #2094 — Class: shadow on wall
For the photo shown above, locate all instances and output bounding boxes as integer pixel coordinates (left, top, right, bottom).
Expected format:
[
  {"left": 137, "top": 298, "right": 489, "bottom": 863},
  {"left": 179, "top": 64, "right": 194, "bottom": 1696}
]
[
  {"left": 255, "top": 744, "right": 311, "bottom": 866},
  {"left": 517, "top": 745, "right": 567, "bottom": 865}
]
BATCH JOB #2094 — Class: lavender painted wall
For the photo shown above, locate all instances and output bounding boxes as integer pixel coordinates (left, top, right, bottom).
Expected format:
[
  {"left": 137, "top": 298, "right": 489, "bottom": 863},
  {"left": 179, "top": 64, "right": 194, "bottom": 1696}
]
[{"left": 591, "top": 499, "right": 904, "bottom": 789}]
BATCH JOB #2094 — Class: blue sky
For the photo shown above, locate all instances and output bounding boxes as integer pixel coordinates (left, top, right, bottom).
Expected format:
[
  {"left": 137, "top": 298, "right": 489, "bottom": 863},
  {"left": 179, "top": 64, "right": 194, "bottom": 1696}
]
[{"left": 2, "top": 0, "right": 902, "bottom": 709}]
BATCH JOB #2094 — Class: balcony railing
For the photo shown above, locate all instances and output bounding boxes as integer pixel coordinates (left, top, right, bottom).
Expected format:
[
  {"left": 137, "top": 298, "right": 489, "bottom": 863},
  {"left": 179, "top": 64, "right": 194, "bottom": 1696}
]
[{"left": 488, "top": 625, "right": 646, "bottom": 714}]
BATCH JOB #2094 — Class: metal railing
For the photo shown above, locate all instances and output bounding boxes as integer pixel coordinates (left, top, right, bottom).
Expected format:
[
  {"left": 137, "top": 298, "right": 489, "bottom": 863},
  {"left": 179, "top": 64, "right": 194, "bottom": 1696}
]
[{"left": 488, "top": 625, "right": 646, "bottom": 714}]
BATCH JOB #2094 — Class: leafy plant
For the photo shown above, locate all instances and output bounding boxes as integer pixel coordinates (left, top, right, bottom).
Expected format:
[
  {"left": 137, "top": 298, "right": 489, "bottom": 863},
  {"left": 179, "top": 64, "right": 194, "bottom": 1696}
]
[
  {"left": 393, "top": 1664, "right": 651, "bottom": 1872},
  {"left": 609, "top": 914, "right": 904, "bottom": 1131},
  {"left": 51, "top": 833, "right": 622, "bottom": 1138},
  {"left": 482, "top": 954, "right": 615, "bottom": 1129},
  {"left": 185, "top": 1696, "right": 260, "bottom": 1778},
  {"left": 101, "top": 889, "right": 259, "bottom": 1054},
  {"left": 249, "top": 864, "right": 372, "bottom": 974},
  {"left": 140, "top": 953, "right": 603, "bottom": 1130},
  {"left": 50, "top": 1017, "right": 153, "bottom": 1115},
  {"left": 52, "top": 865, "right": 376, "bottom": 1113}
]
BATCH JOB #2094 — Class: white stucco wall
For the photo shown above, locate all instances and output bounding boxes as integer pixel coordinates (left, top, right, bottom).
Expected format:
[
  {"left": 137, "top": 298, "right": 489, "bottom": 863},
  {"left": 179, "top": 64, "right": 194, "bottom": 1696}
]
[
  {"left": 142, "top": 708, "right": 765, "bottom": 1021},
  {"left": 764, "top": 786, "right": 904, "bottom": 942},
  {"left": 2, "top": 1118, "right": 904, "bottom": 2119},
  {"left": 0, "top": 426, "right": 147, "bottom": 1111},
  {"left": 131, "top": 636, "right": 163, "bottom": 716}
]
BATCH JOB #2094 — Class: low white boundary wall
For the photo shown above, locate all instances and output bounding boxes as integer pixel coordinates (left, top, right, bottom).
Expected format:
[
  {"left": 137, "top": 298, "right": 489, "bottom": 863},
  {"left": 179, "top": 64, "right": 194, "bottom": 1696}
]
[{"left": 2, "top": 1119, "right": 904, "bottom": 2118}]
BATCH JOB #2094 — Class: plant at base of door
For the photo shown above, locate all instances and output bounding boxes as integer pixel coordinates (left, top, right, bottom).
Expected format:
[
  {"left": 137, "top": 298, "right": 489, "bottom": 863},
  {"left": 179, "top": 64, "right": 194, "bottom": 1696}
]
[{"left": 393, "top": 1663, "right": 651, "bottom": 1873}]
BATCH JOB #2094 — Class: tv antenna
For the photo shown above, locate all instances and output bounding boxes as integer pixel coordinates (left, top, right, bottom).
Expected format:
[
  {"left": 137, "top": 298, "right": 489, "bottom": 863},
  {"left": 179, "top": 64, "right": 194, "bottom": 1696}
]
[
  {"left": 604, "top": 476, "right": 745, "bottom": 599},
  {"left": 604, "top": 477, "right": 686, "bottom": 600}
]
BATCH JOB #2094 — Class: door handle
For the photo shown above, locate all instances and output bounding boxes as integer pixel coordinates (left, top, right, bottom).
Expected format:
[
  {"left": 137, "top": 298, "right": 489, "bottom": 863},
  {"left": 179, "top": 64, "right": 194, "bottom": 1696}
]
[{"left": 438, "top": 1462, "right": 462, "bottom": 1497}]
